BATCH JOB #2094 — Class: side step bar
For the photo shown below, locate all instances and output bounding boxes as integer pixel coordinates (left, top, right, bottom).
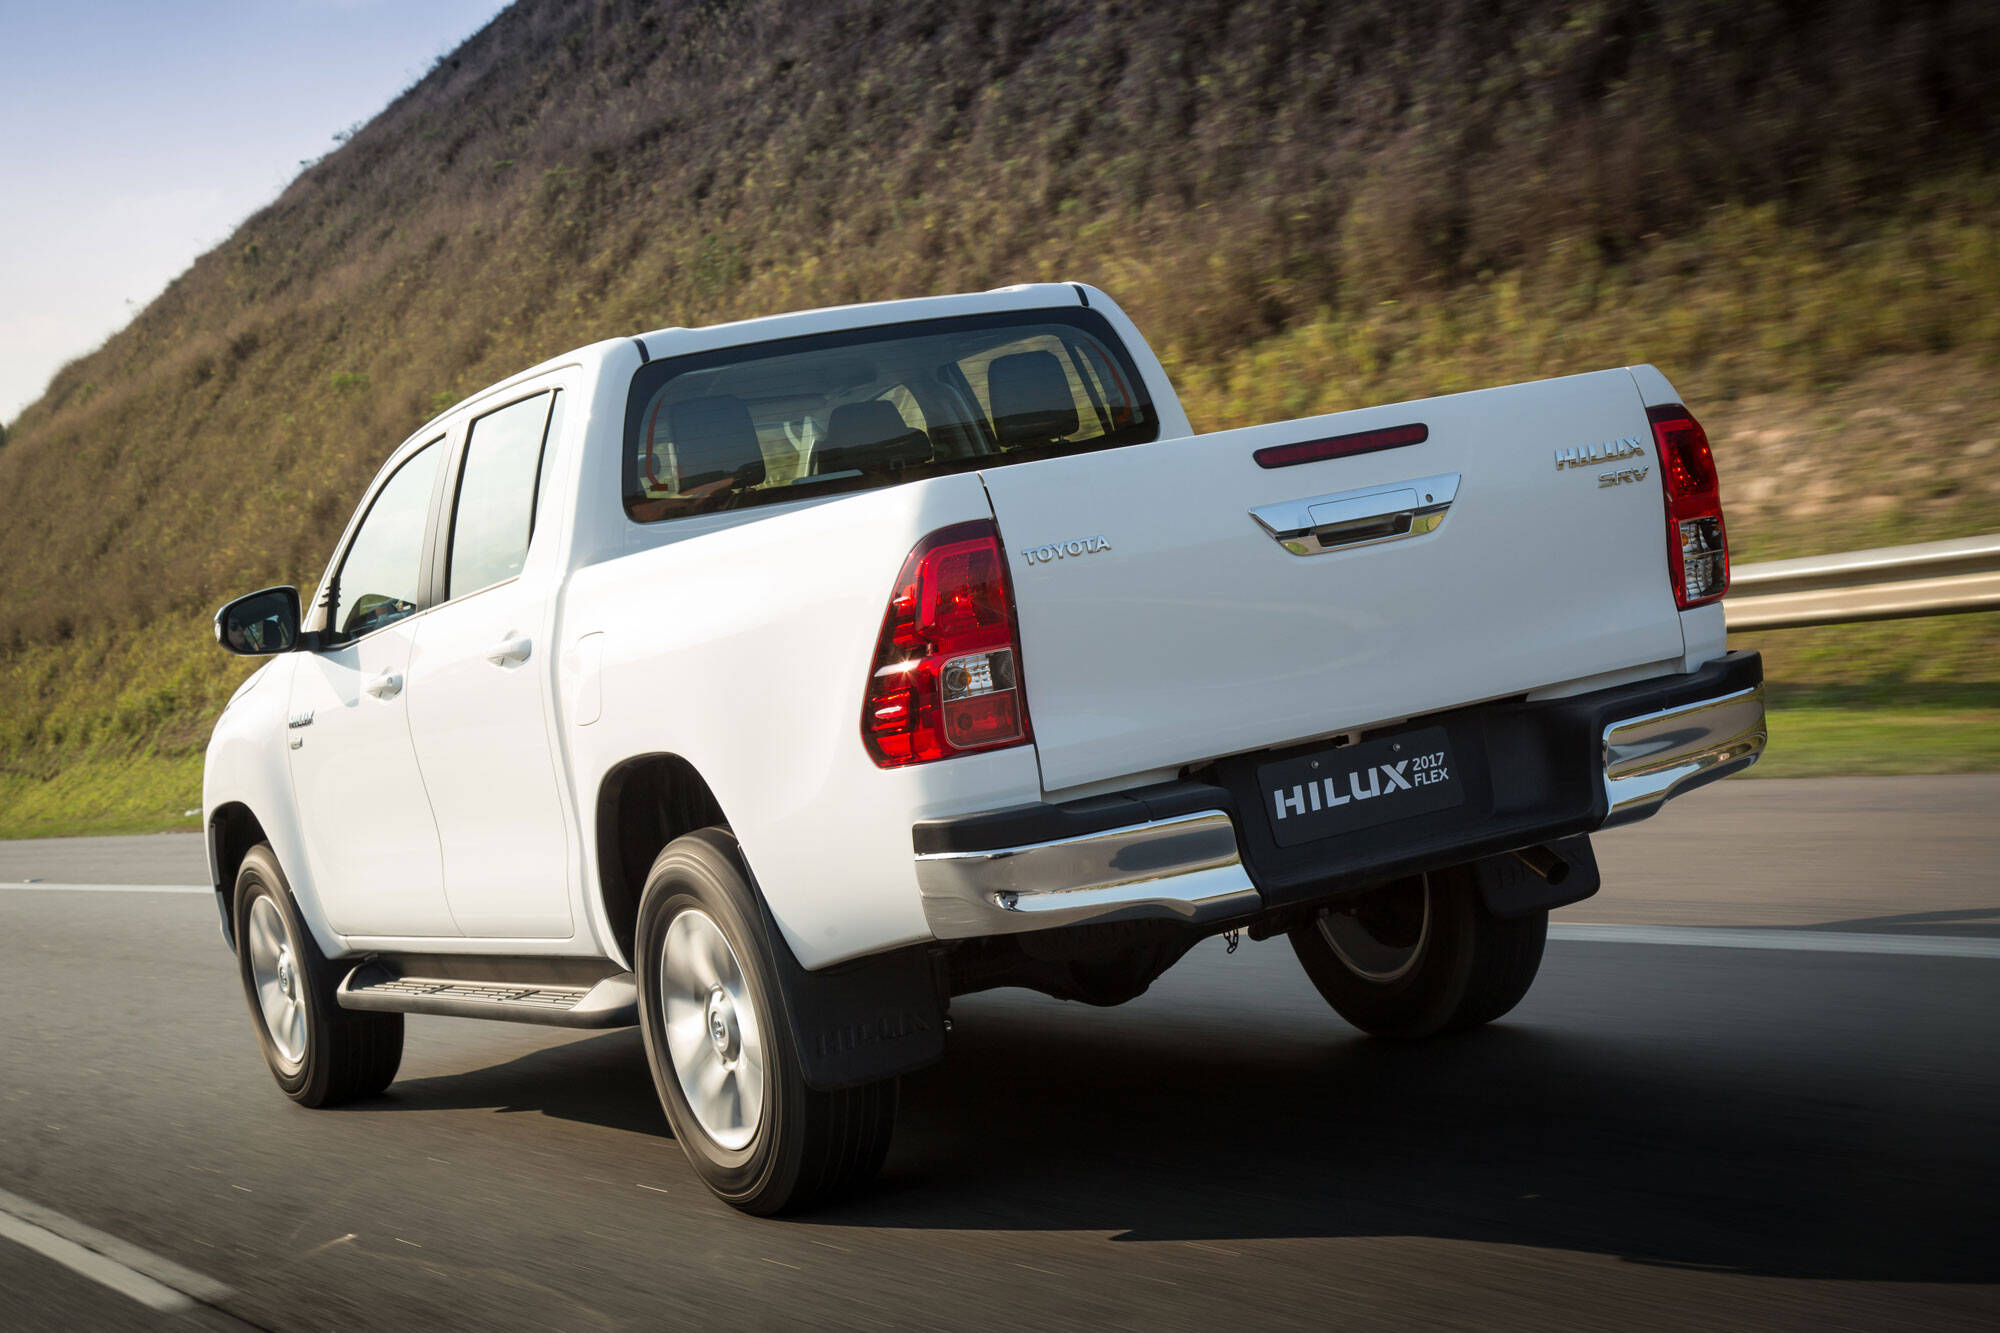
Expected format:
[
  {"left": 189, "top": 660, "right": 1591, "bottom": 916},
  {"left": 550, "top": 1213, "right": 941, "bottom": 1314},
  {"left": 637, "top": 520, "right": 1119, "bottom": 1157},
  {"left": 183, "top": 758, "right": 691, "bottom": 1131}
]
[{"left": 337, "top": 961, "right": 638, "bottom": 1028}]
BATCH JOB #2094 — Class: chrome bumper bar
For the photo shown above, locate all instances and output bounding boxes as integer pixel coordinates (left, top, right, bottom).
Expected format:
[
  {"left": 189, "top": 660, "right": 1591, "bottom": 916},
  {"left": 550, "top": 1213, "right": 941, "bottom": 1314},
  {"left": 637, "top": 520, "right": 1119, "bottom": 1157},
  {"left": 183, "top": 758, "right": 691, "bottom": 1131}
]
[
  {"left": 914, "top": 811, "right": 1260, "bottom": 940},
  {"left": 918, "top": 676, "right": 1766, "bottom": 940},
  {"left": 1601, "top": 683, "right": 1768, "bottom": 825}
]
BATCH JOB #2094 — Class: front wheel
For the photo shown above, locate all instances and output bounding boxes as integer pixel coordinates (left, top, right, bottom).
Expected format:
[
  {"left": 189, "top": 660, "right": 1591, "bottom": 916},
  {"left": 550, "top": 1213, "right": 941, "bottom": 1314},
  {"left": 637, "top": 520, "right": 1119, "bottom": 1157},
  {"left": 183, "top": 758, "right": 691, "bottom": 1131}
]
[
  {"left": 1289, "top": 865, "right": 1547, "bottom": 1039},
  {"left": 635, "top": 829, "right": 896, "bottom": 1214},
  {"left": 233, "top": 844, "right": 403, "bottom": 1105}
]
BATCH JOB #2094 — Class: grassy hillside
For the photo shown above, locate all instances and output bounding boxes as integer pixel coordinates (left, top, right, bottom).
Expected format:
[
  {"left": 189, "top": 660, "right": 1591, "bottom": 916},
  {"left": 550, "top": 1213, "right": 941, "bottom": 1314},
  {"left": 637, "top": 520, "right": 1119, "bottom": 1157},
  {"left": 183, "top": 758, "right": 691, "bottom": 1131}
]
[{"left": 3, "top": 0, "right": 1999, "bottom": 836}]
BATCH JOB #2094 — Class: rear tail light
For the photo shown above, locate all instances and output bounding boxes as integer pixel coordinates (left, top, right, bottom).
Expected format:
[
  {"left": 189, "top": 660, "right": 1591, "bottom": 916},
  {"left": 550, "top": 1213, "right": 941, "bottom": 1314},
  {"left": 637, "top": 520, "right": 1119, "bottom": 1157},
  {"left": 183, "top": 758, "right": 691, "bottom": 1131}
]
[
  {"left": 1649, "top": 403, "right": 1729, "bottom": 608},
  {"left": 863, "top": 521, "right": 1031, "bottom": 767}
]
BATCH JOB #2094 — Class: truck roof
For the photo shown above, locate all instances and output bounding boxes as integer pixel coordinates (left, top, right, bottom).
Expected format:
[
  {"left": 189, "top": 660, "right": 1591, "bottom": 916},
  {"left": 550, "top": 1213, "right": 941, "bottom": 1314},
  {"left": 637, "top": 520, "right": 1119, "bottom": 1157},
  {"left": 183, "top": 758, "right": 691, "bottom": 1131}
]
[
  {"left": 627, "top": 282, "right": 1086, "bottom": 365},
  {"left": 412, "top": 283, "right": 1089, "bottom": 441}
]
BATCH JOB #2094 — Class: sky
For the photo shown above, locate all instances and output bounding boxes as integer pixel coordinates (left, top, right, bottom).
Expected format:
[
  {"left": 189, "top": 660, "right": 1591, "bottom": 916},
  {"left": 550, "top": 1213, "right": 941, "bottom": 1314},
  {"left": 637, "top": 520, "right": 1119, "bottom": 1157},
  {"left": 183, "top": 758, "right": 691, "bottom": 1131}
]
[{"left": 0, "top": 0, "right": 512, "bottom": 423}]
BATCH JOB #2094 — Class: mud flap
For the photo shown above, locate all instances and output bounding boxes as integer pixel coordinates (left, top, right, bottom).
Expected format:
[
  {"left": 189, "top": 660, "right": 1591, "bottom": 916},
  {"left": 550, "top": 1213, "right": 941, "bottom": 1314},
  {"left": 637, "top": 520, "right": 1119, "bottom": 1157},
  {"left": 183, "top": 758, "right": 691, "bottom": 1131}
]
[
  {"left": 759, "top": 909, "right": 946, "bottom": 1091},
  {"left": 1475, "top": 834, "right": 1600, "bottom": 919}
]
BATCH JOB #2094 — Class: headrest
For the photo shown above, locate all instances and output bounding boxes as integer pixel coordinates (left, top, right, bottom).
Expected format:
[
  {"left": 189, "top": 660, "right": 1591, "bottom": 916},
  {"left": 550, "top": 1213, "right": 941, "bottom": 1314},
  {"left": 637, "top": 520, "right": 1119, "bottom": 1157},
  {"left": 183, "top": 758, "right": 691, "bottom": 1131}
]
[
  {"left": 813, "top": 400, "right": 932, "bottom": 475},
  {"left": 663, "top": 395, "right": 765, "bottom": 491},
  {"left": 986, "top": 351, "right": 1080, "bottom": 448}
]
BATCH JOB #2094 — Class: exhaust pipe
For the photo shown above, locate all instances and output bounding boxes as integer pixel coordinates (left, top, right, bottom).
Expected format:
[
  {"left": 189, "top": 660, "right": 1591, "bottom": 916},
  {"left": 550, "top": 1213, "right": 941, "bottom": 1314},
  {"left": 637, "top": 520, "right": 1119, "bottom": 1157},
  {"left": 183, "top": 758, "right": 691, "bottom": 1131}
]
[{"left": 1511, "top": 844, "right": 1570, "bottom": 886}]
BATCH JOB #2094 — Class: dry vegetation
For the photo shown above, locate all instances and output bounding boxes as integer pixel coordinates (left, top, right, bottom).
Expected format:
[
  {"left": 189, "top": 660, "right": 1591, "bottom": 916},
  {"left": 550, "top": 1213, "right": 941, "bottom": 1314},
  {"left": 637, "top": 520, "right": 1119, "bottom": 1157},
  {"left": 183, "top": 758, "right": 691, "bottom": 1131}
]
[{"left": 2, "top": 0, "right": 1998, "bottom": 833}]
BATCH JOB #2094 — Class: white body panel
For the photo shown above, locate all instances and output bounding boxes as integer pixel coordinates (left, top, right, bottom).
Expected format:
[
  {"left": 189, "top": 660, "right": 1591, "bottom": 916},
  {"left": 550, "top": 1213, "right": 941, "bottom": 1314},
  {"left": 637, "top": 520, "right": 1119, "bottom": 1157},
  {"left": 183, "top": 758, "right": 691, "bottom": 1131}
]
[
  {"left": 286, "top": 624, "right": 457, "bottom": 937},
  {"left": 406, "top": 577, "right": 574, "bottom": 939},
  {"left": 982, "top": 367, "right": 1688, "bottom": 793},
  {"left": 557, "top": 468, "right": 1044, "bottom": 969},
  {"left": 204, "top": 281, "right": 1723, "bottom": 975},
  {"left": 205, "top": 654, "right": 346, "bottom": 955}
]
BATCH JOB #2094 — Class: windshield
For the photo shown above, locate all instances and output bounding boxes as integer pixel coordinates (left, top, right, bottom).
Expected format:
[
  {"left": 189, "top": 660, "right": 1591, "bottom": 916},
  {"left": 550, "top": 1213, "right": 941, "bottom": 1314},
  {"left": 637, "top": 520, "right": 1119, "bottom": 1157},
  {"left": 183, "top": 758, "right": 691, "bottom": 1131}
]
[{"left": 622, "top": 307, "right": 1158, "bottom": 523}]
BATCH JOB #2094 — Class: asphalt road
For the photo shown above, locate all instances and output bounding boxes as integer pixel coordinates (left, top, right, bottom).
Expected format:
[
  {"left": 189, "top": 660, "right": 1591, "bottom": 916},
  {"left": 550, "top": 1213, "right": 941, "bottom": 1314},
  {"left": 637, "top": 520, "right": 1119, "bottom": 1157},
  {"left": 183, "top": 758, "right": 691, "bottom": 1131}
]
[{"left": 1, "top": 777, "right": 1996, "bottom": 1330}]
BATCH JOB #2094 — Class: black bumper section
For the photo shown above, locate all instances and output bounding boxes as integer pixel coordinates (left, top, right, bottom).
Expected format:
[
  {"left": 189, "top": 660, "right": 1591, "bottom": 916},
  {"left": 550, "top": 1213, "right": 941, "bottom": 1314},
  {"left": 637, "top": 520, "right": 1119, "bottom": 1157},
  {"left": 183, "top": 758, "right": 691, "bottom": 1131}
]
[{"left": 915, "top": 651, "right": 1762, "bottom": 915}]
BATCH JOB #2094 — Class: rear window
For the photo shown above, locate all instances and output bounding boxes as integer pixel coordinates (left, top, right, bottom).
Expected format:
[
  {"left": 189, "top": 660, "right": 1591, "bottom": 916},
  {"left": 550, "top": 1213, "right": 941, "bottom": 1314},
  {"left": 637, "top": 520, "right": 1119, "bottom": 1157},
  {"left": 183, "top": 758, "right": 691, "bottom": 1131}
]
[{"left": 622, "top": 308, "right": 1157, "bottom": 523}]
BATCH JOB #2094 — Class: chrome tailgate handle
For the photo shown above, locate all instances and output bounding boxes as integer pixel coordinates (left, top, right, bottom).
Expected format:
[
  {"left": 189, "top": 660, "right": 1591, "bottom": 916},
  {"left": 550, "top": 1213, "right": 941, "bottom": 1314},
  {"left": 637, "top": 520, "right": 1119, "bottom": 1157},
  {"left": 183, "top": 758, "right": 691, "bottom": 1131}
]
[{"left": 1250, "top": 472, "right": 1460, "bottom": 556}]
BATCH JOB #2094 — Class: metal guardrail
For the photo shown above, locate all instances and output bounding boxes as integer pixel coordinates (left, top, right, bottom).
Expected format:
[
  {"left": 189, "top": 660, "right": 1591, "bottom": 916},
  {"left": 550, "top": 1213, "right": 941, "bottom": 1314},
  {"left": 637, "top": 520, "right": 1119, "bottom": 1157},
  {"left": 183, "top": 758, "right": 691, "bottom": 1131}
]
[{"left": 1725, "top": 533, "right": 2000, "bottom": 630}]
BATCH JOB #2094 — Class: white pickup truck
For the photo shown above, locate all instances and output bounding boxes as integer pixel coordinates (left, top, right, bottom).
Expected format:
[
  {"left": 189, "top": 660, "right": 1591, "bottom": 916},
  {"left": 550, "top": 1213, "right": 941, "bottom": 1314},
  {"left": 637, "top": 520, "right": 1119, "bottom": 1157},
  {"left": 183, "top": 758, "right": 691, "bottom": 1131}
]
[{"left": 206, "top": 282, "right": 1765, "bottom": 1212}]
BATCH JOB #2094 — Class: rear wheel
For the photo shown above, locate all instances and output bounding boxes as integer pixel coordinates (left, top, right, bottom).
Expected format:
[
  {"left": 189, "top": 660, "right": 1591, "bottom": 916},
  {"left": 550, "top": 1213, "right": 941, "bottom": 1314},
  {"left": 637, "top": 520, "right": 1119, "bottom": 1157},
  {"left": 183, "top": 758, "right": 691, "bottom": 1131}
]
[
  {"left": 636, "top": 829, "right": 896, "bottom": 1214},
  {"left": 1289, "top": 865, "right": 1547, "bottom": 1038},
  {"left": 233, "top": 844, "right": 403, "bottom": 1105}
]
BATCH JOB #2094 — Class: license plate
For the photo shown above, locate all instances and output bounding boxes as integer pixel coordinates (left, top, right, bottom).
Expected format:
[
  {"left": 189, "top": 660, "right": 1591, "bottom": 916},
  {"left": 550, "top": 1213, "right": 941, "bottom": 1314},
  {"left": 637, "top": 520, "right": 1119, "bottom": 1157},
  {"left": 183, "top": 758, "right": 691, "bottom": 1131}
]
[{"left": 1257, "top": 726, "right": 1463, "bottom": 848}]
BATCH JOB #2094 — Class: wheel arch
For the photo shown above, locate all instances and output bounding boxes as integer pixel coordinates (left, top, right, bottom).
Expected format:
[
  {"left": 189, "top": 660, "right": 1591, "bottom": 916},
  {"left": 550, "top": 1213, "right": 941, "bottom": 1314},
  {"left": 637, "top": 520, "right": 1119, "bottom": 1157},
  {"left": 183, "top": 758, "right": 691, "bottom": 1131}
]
[
  {"left": 599, "top": 757, "right": 948, "bottom": 1094},
  {"left": 208, "top": 801, "right": 269, "bottom": 952},
  {"left": 593, "top": 752, "right": 730, "bottom": 968}
]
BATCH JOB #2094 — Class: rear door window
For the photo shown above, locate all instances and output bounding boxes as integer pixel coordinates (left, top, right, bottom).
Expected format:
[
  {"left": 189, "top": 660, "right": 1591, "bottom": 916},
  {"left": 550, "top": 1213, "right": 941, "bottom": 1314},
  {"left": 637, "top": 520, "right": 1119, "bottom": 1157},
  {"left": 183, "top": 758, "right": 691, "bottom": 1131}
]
[
  {"left": 622, "top": 308, "right": 1156, "bottom": 524},
  {"left": 446, "top": 390, "right": 561, "bottom": 599}
]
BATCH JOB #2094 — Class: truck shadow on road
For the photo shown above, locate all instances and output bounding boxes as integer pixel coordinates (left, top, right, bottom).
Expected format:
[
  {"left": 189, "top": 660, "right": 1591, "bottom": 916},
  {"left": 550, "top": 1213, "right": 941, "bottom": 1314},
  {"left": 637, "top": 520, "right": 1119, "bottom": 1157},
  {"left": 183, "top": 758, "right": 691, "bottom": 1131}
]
[
  {"left": 366, "top": 992, "right": 1998, "bottom": 1286},
  {"left": 371, "top": 1029, "right": 668, "bottom": 1139},
  {"left": 835, "top": 1002, "right": 1999, "bottom": 1285},
  {"left": 855, "top": 1026, "right": 1992, "bottom": 1283}
]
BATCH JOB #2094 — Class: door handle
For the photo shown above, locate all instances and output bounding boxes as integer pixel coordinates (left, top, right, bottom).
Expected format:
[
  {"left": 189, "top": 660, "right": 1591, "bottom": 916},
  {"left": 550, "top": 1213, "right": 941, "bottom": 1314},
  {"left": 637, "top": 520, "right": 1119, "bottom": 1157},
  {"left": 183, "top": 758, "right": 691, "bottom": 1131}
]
[
  {"left": 1249, "top": 472, "right": 1460, "bottom": 556},
  {"left": 484, "top": 635, "right": 533, "bottom": 666},
  {"left": 364, "top": 670, "right": 403, "bottom": 700}
]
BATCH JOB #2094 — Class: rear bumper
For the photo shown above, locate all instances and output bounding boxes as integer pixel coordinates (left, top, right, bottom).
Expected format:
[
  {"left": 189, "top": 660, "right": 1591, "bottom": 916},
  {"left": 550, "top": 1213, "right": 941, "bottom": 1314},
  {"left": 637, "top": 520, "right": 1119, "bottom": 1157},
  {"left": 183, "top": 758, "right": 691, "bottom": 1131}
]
[
  {"left": 913, "top": 810, "right": 1260, "bottom": 939},
  {"left": 1601, "top": 681, "right": 1767, "bottom": 825},
  {"left": 913, "top": 651, "right": 1765, "bottom": 940}
]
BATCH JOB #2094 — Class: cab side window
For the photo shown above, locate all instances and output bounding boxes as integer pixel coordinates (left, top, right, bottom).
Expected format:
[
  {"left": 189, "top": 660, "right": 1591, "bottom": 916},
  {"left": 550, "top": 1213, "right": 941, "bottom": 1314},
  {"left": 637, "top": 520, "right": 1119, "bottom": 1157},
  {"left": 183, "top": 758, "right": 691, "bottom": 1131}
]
[
  {"left": 446, "top": 390, "right": 561, "bottom": 600},
  {"left": 330, "top": 439, "right": 443, "bottom": 640}
]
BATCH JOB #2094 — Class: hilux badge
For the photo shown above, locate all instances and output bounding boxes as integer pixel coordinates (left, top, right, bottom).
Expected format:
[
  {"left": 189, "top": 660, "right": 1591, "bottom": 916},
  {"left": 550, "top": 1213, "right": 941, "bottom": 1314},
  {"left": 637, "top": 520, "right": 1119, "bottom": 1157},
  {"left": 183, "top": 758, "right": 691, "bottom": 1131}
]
[{"left": 1555, "top": 437, "right": 1646, "bottom": 470}]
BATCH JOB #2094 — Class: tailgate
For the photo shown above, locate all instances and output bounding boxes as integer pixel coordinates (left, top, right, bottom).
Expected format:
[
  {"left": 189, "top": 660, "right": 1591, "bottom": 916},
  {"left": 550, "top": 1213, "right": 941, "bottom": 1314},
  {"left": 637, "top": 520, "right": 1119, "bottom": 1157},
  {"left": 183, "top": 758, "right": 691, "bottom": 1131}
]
[{"left": 980, "top": 368, "right": 1686, "bottom": 793}]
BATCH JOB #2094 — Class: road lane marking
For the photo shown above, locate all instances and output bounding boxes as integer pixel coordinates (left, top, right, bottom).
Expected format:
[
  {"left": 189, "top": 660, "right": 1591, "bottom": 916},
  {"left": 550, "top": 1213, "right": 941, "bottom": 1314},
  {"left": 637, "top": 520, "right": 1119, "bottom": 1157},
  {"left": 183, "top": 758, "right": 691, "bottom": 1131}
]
[
  {"left": 9, "top": 887, "right": 1994, "bottom": 959},
  {"left": 0, "top": 883, "right": 209, "bottom": 894},
  {"left": 1552, "top": 923, "right": 2000, "bottom": 959},
  {"left": 0, "top": 1210, "right": 192, "bottom": 1313},
  {"left": 0, "top": 1185, "right": 233, "bottom": 1314}
]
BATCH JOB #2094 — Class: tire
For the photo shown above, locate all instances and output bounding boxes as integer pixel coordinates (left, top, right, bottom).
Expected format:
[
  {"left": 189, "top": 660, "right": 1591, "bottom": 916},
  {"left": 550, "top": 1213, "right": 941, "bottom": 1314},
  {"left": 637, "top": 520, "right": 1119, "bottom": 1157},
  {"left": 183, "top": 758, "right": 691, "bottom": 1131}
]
[
  {"left": 635, "top": 829, "right": 896, "bottom": 1215},
  {"left": 233, "top": 844, "right": 403, "bottom": 1106},
  {"left": 1288, "top": 864, "right": 1547, "bottom": 1039}
]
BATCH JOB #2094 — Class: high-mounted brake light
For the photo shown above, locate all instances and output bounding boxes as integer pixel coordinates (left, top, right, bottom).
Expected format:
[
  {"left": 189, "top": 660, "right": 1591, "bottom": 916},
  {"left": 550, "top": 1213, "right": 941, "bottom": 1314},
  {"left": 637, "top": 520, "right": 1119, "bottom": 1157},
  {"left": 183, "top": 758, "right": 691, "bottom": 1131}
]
[
  {"left": 1254, "top": 423, "right": 1428, "bottom": 469},
  {"left": 1649, "top": 403, "right": 1729, "bottom": 608},
  {"left": 863, "top": 521, "right": 1031, "bottom": 767}
]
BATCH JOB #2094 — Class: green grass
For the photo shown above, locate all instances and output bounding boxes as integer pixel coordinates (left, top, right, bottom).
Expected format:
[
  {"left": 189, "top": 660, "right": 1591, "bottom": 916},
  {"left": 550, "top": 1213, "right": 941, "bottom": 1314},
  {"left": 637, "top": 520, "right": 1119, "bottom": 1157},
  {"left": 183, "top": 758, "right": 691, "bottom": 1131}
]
[
  {"left": 1747, "top": 704, "right": 2000, "bottom": 779},
  {"left": 0, "top": 749, "right": 205, "bottom": 840},
  {"left": 1746, "top": 682, "right": 2000, "bottom": 778}
]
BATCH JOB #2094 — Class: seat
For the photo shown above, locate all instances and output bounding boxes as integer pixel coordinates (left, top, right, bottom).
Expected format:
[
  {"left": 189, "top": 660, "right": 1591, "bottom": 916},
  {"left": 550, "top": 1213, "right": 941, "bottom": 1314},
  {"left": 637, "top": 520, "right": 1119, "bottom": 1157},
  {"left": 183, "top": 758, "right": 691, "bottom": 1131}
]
[
  {"left": 810, "top": 400, "right": 933, "bottom": 476},
  {"left": 986, "top": 351, "right": 1079, "bottom": 450},
  {"left": 660, "top": 395, "right": 766, "bottom": 493}
]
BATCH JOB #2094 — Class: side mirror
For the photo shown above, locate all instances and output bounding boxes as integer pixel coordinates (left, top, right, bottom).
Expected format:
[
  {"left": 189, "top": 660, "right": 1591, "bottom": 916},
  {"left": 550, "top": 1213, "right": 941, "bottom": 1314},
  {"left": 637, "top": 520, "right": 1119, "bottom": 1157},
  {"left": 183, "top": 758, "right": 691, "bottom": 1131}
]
[{"left": 214, "top": 586, "right": 302, "bottom": 656}]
